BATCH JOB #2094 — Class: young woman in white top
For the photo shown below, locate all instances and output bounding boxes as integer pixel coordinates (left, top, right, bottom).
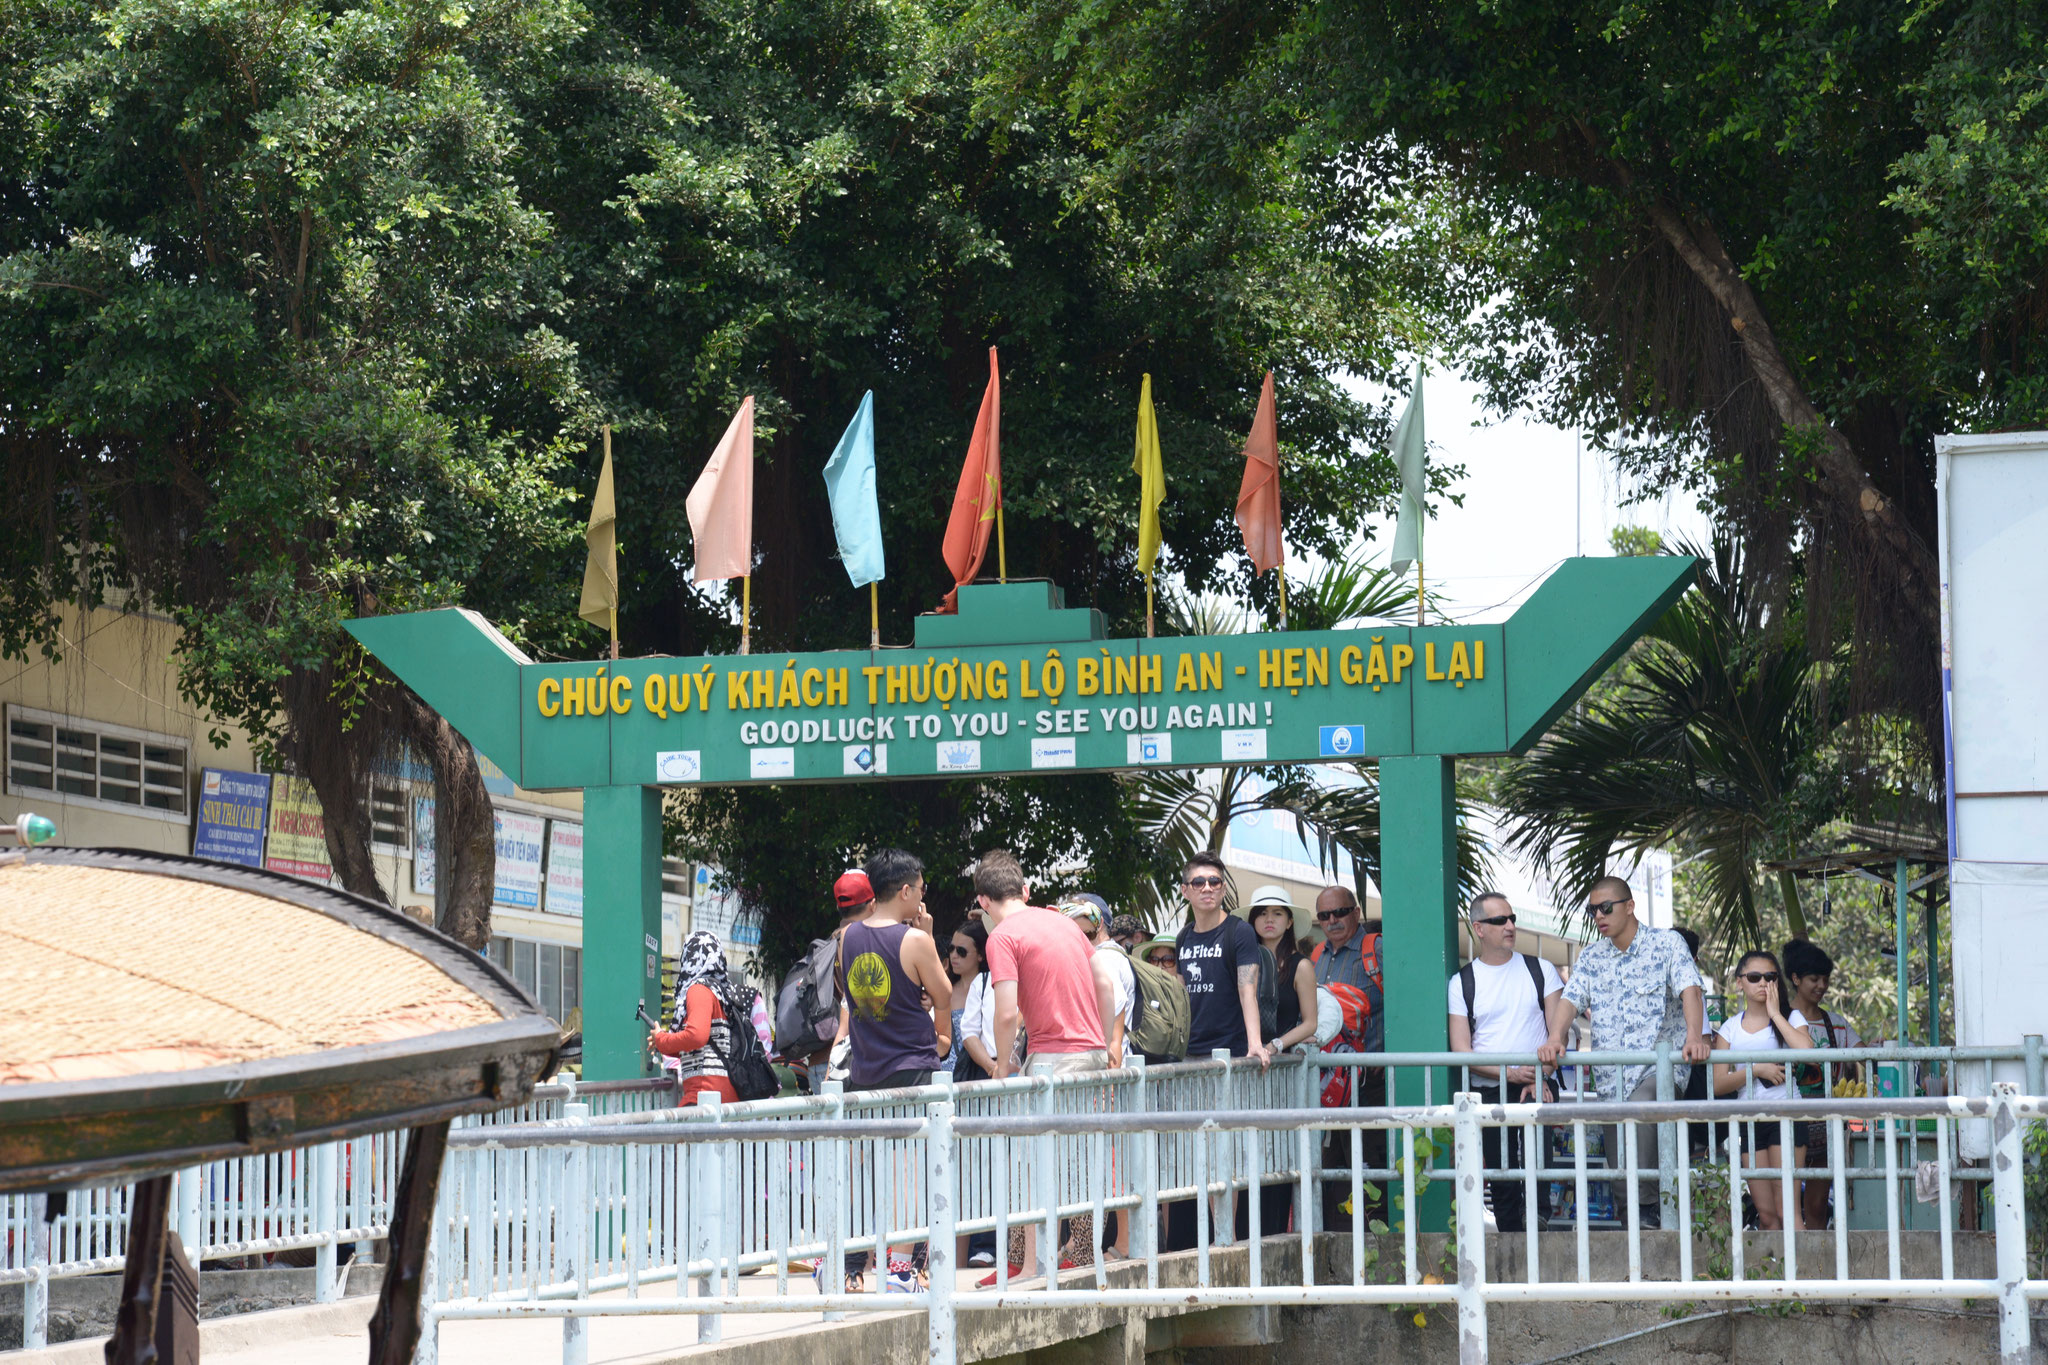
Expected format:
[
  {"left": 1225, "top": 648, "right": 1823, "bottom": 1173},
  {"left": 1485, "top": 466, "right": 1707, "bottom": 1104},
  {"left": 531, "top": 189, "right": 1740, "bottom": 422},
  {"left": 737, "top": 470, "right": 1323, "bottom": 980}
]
[
  {"left": 1710, "top": 948, "right": 1814, "bottom": 1230},
  {"left": 952, "top": 921, "right": 998, "bottom": 1083}
]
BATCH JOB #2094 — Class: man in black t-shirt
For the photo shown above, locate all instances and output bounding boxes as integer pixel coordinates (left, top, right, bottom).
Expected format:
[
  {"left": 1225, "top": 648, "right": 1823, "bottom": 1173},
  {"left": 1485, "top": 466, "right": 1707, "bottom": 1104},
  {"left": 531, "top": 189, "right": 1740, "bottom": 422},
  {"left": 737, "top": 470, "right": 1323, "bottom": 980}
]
[
  {"left": 1167, "top": 851, "right": 1269, "bottom": 1252},
  {"left": 1174, "top": 851, "right": 1271, "bottom": 1063}
]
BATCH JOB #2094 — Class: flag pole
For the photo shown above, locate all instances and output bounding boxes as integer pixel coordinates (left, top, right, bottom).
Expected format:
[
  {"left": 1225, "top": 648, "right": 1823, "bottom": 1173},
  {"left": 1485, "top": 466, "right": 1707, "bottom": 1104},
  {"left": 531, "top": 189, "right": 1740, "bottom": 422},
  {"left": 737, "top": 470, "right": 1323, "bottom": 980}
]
[
  {"left": 996, "top": 506, "right": 1008, "bottom": 582},
  {"left": 870, "top": 581, "right": 879, "bottom": 650},
  {"left": 1145, "top": 575, "right": 1154, "bottom": 639},
  {"left": 1415, "top": 558, "right": 1424, "bottom": 627},
  {"left": 1277, "top": 566, "right": 1288, "bottom": 631},
  {"left": 741, "top": 575, "right": 751, "bottom": 655}
]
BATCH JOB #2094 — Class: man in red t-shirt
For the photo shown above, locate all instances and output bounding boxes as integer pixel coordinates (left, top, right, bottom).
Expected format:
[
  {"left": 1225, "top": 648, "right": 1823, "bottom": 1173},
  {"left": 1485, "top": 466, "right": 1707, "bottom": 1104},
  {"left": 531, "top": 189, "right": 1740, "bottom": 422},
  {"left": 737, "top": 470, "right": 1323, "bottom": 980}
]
[{"left": 977, "top": 848, "right": 1107, "bottom": 1282}]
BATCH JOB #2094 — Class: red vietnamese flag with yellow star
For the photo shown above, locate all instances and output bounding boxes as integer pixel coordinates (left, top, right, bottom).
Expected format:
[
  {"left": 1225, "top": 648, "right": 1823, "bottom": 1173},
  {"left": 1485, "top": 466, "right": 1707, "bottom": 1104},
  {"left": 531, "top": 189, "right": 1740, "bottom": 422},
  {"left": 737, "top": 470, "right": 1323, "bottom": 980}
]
[{"left": 939, "top": 347, "right": 1001, "bottom": 613}]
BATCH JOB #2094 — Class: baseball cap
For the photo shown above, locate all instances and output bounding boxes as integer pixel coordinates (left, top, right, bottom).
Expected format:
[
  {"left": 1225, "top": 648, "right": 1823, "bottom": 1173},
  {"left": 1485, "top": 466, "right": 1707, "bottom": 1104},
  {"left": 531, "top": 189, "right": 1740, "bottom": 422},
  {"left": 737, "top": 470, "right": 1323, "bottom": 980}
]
[
  {"left": 1244, "top": 884, "right": 1296, "bottom": 913},
  {"left": 833, "top": 869, "right": 874, "bottom": 909}
]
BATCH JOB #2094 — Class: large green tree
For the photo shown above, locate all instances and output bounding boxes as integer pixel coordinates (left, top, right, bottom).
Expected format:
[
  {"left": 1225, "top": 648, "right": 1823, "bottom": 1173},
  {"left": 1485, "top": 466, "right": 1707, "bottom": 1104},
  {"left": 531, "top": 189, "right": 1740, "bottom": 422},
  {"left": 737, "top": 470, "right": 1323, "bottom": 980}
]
[
  {"left": 0, "top": 0, "right": 589, "bottom": 941},
  {"left": 518, "top": 0, "right": 1427, "bottom": 958},
  {"left": 971, "top": 0, "right": 2048, "bottom": 748}
]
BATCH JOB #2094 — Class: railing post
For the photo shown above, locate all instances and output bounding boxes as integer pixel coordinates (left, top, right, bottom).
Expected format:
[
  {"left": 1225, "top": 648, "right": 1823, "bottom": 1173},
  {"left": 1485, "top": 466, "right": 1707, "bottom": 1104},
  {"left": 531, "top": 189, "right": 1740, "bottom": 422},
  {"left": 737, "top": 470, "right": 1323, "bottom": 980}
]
[
  {"left": 2024, "top": 1034, "right": 2044, "bottom": 1098},
  {"left": 175, "top": 1166, "right": 203, "bottom": 1262},
  {"left": 24, "top": 1192, "right": 48, "bottom": 1350},
  {"left": 821, "top": 1080, "right": 846, "bottom": 1322},
  {"left": 1654, "top": 1041, "right": 1675, "bottom": 1224},
  {"left": 313, "top": 1142, "right": 340, "bottom": 1303},
  {"left": 563, "top": 1101, "right": 591, "bottom": 1365},
  {"left": 1035, "top": 1078, "right": 1058, "bottom": 1280},
  {"left": 1991, "top": 1083, "right": 2031, "bottom": 1365},
  {"left": 926, "top": 1102, "right": 957, "bottom": 1365},
  {"left": 1303, "top": 1050, "right": 1325, "bottom": 1235},
  {"left": 1452, "top": 1092, "right": 1488, "bottom": 1365},
  {"left": 693, "top": 1092, "right": 724, "bottom": 1343},
  {"left": 1130, "top": 1055, "right": 1155, "bottom": 1262}
]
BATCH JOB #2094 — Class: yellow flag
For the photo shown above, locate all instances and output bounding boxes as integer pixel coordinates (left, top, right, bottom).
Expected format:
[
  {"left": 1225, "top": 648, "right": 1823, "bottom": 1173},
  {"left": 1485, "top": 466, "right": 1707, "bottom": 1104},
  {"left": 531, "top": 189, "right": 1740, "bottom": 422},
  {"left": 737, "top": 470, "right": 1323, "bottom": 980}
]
[
  {"left": 1133, "top": 374, "right": 1165, "bottom": 579},
  {"left": 578, "top": 426, "right": 618, "bottom": 637}
]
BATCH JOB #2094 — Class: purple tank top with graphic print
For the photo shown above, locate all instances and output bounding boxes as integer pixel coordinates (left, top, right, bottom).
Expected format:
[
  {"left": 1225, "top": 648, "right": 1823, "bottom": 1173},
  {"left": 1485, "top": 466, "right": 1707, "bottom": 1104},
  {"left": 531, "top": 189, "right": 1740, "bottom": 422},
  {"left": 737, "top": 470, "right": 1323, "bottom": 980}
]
[{"left": 837, "top": 920, "right": 940, "bottom": 1087}]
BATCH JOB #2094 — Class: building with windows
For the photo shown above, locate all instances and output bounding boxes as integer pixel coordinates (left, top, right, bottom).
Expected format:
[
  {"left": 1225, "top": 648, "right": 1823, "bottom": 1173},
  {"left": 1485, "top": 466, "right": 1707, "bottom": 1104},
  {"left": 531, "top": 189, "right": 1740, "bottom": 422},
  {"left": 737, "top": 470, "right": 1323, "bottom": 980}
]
[{"left": 0, "top": 602, "right": 745, "bottom": 1039}]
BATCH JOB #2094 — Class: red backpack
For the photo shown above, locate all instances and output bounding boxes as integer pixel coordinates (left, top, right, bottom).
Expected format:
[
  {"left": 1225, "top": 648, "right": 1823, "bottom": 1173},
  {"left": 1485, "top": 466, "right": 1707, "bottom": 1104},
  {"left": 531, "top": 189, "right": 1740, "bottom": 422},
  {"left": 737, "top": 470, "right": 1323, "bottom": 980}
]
[{"left": 1311, "top": 932, "right": 1382, "bottom": 1107}]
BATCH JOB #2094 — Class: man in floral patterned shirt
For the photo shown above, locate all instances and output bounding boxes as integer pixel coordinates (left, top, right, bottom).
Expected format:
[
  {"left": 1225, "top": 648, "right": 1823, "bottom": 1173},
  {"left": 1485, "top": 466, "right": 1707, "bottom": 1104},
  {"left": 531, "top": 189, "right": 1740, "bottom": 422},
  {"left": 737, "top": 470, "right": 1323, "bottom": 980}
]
[{"left": 1538, "top": 875, "right": 1708, "bottom": 1225}]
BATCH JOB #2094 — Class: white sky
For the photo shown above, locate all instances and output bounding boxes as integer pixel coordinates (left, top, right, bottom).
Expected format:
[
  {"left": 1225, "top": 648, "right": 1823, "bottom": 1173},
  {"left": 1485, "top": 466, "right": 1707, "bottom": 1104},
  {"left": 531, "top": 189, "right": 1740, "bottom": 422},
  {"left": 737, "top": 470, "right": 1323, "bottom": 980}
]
[{"left": 1334, "top": 369, "right": 1716, "bottom": 623}]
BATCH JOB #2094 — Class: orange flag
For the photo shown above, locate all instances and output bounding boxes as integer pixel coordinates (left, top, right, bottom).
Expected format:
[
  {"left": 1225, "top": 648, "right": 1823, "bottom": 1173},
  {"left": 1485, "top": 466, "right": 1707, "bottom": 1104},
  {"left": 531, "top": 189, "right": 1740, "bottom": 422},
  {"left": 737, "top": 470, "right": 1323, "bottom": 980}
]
[
  {"left": 939, "top": 348, "right": 1002, "bottom": 612},
  {"left": 687, "top": 397, "right": 754, "bottom": 583},
  {"left": 1233, "top": 371, "right": 1283, "bottom": 574}
]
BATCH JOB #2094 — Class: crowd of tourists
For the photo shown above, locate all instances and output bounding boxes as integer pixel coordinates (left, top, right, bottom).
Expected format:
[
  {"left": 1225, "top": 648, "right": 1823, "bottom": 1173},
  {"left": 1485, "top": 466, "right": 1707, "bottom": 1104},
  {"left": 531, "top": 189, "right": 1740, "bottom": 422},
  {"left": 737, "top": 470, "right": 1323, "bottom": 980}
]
[{"left": 640, "top": 848, "right": 1867, "bottom": 1291}]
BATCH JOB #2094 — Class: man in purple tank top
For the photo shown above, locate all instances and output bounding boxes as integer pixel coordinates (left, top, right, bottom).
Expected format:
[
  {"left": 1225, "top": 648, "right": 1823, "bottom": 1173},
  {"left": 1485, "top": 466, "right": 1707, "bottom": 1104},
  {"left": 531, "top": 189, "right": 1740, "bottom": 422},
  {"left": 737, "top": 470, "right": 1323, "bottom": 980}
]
[{"left": 828, "top": 848, "right": 950, "bottom": 1293}]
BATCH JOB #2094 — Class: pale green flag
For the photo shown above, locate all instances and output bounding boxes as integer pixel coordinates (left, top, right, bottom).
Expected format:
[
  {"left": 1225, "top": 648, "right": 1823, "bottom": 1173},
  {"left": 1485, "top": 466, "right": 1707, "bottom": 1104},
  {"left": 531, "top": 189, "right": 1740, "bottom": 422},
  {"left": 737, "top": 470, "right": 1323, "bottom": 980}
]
[{"left": 1389, "top": 365, "right": 1426, "bottom": 575}]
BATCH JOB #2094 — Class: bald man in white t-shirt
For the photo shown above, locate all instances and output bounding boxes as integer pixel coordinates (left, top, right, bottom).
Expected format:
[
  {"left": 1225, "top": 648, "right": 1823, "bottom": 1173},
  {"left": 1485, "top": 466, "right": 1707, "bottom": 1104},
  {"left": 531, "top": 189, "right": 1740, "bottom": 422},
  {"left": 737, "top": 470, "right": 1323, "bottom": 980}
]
[{"left": 1447, "top": 892, "right": 1562, "bottom": 1233}]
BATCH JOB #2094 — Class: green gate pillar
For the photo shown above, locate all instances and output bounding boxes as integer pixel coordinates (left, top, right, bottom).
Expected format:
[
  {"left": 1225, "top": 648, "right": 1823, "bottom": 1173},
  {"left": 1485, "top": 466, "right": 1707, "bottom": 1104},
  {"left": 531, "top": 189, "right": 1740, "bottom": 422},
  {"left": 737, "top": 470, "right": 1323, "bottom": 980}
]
[
  {"left": 1378, "top": 753, "right": 1458, "bottom": 1232},
  {"left": 583, "top": 785, "right": 665, "bottom": 1080}
]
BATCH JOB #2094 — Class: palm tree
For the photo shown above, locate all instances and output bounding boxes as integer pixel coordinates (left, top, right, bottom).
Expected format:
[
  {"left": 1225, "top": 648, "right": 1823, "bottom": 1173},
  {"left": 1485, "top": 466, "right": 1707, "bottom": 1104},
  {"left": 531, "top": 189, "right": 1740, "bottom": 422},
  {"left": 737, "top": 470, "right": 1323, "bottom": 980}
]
[
  {"left": 1495, "top": 539, "right": 1843, "bottom": 946},
  {"left": 1122, "top": 762, "right": 1492, "bottom": 921},
  {"left": 1128, "top": 551, "right": 1486, "bottom": 922}
]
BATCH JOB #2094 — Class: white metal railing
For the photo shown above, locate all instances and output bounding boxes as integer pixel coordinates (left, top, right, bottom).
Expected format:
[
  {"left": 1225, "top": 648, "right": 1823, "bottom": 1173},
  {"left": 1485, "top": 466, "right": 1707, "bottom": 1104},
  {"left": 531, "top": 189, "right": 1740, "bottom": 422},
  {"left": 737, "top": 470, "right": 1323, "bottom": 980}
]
[
  {"left": 0, "top": 1076, "right": 678, "bottom": 1350},
  {"left": 417, "top": 1046, "right": 2047, "bottom": 1365}
]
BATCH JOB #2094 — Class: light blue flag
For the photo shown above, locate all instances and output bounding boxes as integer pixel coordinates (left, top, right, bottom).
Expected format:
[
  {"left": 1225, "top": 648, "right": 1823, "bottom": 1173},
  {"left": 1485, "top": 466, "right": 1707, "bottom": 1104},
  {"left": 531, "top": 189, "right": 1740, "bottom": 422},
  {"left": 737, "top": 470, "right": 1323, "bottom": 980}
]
[{"left": 823, "top": 391, "right": 885, "bottom": 588}]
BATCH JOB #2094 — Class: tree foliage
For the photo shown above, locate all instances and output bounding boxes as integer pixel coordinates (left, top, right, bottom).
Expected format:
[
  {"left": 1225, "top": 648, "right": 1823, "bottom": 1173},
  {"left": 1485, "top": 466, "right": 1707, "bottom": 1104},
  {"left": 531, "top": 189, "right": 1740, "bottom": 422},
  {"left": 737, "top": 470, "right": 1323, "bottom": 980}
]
[
  {"left": 1497, "top": 542, "right": 1858, "bottom": 946},
  {"left": 969, "top": 0, "right": 2048, "bottom": 755},
  {"left": 0, "top": 0, "right": 592, "bottom": 937}
]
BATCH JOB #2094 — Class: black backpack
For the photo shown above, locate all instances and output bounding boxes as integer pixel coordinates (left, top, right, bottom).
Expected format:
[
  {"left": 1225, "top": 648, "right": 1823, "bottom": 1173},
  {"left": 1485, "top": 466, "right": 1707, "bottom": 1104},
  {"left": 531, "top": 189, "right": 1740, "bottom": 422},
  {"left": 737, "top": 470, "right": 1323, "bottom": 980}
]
[
  {"left": 712, "top": 986, "right": 779, "bottom": 1102},
  {"left": 1457, "top": 953, "right": 1550, "bottom": 1036}
]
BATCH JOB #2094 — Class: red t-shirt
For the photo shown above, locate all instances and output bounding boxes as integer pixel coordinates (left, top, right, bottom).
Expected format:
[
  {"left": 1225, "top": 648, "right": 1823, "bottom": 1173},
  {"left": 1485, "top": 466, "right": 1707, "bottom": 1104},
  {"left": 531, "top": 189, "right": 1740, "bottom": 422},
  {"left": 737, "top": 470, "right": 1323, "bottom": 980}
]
[{"left": 986, "top": 904, "right": 1105, "bottom": 1055}]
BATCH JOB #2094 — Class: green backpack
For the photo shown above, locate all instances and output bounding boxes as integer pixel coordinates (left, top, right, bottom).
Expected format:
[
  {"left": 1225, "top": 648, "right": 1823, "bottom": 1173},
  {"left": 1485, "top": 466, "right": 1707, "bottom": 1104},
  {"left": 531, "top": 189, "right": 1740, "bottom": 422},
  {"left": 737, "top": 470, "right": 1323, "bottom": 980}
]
[{"left": 1119, "top": 944, "right": 1190, "bottom": 1062}]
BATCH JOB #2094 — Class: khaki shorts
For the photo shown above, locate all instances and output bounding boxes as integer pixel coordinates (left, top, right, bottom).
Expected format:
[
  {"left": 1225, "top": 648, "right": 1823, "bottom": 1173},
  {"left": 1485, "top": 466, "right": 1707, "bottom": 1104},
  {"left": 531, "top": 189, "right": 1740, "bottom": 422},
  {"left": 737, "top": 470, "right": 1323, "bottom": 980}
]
[{"left": 1024, "top": 1050, "right": 1110, "bottom": 1077}]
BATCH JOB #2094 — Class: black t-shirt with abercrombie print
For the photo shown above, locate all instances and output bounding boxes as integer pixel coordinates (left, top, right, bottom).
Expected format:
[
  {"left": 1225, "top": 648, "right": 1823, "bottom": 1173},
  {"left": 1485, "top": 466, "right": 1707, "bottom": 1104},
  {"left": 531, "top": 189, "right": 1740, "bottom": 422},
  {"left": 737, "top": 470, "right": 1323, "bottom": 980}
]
[{"left": 1177, "top": 915, "right": 1262, "bottom": 1057}]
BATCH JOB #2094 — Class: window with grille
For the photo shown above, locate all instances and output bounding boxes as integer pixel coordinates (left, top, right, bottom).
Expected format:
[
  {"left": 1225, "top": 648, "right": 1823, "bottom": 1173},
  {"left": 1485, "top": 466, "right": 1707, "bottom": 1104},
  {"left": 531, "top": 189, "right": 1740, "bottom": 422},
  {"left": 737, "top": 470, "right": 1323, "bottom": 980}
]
[
  {"left": 488, "top": 935, "right": 582, "bottom": 1025},
  {"left": 6, "top": 706, "right": 188, "bottom": 817},
  {"left": 369, "top": 783, "right": 409, "bottom": 853}
]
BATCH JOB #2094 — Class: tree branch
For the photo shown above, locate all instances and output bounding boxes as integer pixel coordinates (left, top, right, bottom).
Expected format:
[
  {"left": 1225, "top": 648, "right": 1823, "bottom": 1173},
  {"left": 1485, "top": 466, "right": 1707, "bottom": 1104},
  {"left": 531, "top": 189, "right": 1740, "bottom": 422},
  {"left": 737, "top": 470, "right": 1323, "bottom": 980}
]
[{"left": 1643, "top": 198, "right": 1939, "bottom": 626}]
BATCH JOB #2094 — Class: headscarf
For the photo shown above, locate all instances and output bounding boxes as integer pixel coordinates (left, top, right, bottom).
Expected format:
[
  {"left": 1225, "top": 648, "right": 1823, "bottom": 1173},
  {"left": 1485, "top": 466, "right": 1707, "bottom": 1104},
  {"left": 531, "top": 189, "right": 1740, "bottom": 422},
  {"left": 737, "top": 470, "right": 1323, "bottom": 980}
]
[{"left": 673, "top": 930, "right": 734, "bottom": 1028}]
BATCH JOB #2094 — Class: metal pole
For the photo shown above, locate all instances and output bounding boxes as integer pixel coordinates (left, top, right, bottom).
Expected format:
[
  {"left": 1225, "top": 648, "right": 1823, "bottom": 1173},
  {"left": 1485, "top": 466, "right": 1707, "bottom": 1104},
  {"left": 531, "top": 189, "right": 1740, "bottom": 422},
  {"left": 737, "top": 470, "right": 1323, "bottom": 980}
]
[
  {"left": 1924, "top": 887, "right": 1942, "bottom": 1051},
  {"left": 563, "top": 1102, "right": 590, "bottom": 1365},
  {"left": 693, "top": 1093, "right": 723, "bottom": 1343},
  {"left": 1894, "top": 856, "right": 1910, "bottom": 1046},
  {"left": 175, "top": 1167, "right": 202, "bottom": 1264},
  {"left": 314, "top": 1142, "right": 339, "bottom": 1303},
  {"left": 1989, "top": 1083, "right": 2029, "bottom": 1364},
  {"left": 1654, "top": 1042, "right": 1675, "bottom": 1224},
  {"left": 926, "top": 1102, "right": 957, "bottom": 1365},
  {"left": 1452, "top": 1092, "right": 1489, "bottom": 1364},
  {"left": 24, "top": 1193, "right": 48, "bottom": 1349}
]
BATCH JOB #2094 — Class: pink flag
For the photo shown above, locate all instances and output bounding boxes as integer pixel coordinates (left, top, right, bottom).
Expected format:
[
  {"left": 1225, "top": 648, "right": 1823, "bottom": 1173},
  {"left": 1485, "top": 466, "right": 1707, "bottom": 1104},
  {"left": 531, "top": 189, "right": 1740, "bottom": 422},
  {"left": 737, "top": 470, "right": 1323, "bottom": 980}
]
[
  {"left": 687, "top": 397, "right": 754, "bottom": 583},
  {"left": 1233, "top": 371, "right": 1283, "bottom": 574}
]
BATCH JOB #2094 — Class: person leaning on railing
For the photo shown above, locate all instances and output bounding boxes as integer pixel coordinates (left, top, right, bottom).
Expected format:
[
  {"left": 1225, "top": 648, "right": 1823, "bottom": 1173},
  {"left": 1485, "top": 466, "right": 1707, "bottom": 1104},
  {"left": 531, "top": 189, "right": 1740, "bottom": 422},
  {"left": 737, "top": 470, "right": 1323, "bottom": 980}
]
[
  {"left": 1537, "top": 875, "right": 1709, "bottom": 1229},
  {"left": 1447, "top": 892, "right": 1563, "bottom": 1234}
]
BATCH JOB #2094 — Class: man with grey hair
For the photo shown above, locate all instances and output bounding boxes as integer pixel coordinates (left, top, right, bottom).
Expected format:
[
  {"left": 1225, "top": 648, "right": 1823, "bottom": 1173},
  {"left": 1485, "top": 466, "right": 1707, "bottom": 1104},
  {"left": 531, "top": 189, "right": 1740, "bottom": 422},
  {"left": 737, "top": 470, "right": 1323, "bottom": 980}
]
[{"left": 1448, "top": 892, "right": 1562, "bottom": 1232}]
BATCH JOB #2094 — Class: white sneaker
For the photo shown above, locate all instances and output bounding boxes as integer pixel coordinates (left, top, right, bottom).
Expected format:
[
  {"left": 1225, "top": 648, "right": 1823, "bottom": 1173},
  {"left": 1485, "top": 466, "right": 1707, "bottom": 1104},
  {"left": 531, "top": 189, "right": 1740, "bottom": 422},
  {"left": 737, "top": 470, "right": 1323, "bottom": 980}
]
[
  {"left": 883, "top": 1258, "right": 918, "bottom": 1293},
  {"left": 968, "top": 1250, "right": 995, "bottom": 1266}
]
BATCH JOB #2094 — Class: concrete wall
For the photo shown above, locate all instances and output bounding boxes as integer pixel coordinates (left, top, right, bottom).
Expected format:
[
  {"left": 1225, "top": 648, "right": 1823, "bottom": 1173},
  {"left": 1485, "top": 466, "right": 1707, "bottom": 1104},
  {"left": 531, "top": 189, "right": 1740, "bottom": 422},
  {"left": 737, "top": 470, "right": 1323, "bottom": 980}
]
[{"left": 0, "top": 1262, "right": 382, "bottom": 1346}]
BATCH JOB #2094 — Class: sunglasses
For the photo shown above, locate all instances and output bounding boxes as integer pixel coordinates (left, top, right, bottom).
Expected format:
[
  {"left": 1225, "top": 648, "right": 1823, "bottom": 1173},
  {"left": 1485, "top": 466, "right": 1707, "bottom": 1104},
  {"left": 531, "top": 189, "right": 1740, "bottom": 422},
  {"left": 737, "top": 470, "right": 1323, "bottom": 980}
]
[
  {"left": 1739, "top": 971, "right": 1779, "bottom": 984},
  {"left": 1476, "top": 914, "right": 1516, "bottom": 927},
  {"left": 949, "top": 944, "right": 972, "bottom": 956},
  {"left": 1314, "top": 908, "right": 1356, "bottom": 923},
  {"left": 1589, "top": 898, "right": 1631, "bottom": 917},
  {"left": 1183, "top": 876, "right": 1226, "bottom": 889}
]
